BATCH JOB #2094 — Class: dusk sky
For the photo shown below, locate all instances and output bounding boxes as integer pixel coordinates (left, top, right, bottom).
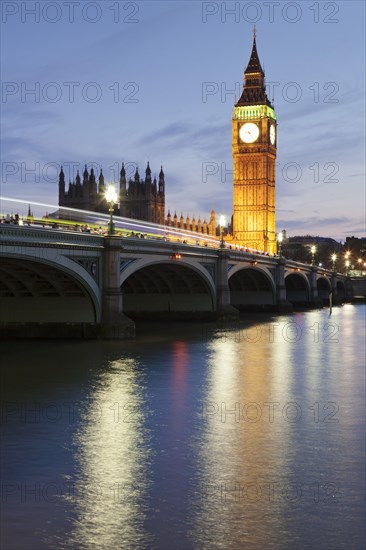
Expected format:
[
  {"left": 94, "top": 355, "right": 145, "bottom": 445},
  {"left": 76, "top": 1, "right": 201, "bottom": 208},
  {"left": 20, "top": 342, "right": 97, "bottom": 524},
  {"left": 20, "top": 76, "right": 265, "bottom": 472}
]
[{"left": 1, "top": 0, "right": 365, "bottom": 240}]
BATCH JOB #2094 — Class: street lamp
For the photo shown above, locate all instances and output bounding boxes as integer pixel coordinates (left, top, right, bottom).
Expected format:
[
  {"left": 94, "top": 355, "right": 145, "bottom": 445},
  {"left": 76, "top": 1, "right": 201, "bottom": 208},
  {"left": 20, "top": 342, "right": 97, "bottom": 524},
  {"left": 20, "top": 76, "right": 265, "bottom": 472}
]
[
  {"left": 105, "top": 184, "right": 118, "bottom": 235},
  {"left": 277, "top": 231, "right": 283, "bottom": 257},
  {"left": 219, "top": 215, "right": 226, "bottom": 248},
  {"left": 345, "top": 260, "right": 350, "bottom": 276},
  {"left": 311, "top": 245, "right": 316, "bottom": 266},
  {"left": 331, "top": 253, "right": 337, "bottom": 272}
]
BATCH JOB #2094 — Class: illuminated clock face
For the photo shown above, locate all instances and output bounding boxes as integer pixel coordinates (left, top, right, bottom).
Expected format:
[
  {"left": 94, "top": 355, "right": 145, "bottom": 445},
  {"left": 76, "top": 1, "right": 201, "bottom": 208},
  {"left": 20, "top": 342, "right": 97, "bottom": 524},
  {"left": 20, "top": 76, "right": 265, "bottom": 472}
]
[
  {"left": 239, "top": 122, "right": 259, "bottom": 143},
  {"left": 270, "top": 124, "right": 276, "bottom": 145}
]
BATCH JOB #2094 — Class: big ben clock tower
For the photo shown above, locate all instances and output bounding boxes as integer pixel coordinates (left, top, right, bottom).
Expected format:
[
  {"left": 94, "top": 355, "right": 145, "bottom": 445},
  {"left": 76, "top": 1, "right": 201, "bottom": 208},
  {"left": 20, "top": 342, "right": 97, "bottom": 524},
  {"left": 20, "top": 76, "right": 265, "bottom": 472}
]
[{"left": 232, "top": 30, "right": 277, "bottom": 254}]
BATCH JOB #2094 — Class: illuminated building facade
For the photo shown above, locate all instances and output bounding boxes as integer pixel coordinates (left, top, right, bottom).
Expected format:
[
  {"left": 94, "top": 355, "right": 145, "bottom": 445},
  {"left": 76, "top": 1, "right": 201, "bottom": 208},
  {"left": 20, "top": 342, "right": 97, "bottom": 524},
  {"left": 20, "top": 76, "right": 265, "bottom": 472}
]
[
  {"left": 58, "top": 162, "right": 165, "bottom": 225},
  {"left": 232, "top": 31, "right": 277, "bottom": 253}
]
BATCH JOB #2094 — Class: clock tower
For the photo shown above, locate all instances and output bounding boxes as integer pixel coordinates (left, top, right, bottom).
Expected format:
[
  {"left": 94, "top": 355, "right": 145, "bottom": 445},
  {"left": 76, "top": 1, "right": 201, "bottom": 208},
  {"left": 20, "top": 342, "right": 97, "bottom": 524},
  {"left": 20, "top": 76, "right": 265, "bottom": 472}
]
[{"left": 232, "top": 30, "right": 277, "bottom": 253}]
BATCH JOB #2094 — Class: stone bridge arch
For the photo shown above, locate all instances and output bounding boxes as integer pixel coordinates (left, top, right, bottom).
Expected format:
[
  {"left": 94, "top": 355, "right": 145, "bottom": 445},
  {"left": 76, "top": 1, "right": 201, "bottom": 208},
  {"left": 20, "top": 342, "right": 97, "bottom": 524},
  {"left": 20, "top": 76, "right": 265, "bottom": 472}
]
[
  {"left": 284, "top": 271, "right": 311, "bottom": 305},
  {"left": 120, "top": 257, "right": 216, "bottom": 318},
  {"left": 228, "top": 265, "right": 276, "bottom": 309},
  {"left": 0, "top": 253, "right": 101, "bottom": 323}
]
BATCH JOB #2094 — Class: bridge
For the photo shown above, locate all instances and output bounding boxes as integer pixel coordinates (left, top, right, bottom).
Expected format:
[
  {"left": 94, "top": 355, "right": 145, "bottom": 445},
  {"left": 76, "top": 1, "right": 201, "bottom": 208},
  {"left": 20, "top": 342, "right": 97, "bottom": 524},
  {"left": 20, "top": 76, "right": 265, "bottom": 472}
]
[{"left": 0, "top": 225, "right": 352, "bottom": 338}]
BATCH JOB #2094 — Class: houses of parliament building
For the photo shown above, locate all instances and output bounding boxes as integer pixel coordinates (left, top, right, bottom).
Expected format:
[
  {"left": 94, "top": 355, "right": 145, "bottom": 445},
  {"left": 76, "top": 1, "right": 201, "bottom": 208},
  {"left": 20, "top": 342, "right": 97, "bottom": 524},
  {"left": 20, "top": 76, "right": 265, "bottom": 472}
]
[
  {"left": 58, "top": 162, "right": 166, "bottom": 226},
  {"left": 58, "top": 162, "right": 218, "bottom": 235}
]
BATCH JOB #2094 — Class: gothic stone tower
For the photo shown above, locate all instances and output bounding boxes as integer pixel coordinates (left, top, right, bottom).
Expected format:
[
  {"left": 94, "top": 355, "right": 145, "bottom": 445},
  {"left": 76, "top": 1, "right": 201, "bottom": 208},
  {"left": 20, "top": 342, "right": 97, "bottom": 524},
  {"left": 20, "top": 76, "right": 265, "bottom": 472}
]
[
  {"left": 232, "top": 31, "right": 277, "bottom": 253},
  {"left": 119, "top": 163, "right": 165, "bottom": 225},
  {"left": 59, "top": 162, "right": 165, "bottom": 225}
]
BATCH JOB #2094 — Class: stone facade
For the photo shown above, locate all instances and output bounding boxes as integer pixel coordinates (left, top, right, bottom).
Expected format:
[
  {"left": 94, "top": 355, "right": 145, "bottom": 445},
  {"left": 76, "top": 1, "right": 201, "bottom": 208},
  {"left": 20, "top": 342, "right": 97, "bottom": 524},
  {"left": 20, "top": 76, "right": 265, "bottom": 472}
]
[{"left": 59, "top": 162, "right": 165, "bottom": 225}]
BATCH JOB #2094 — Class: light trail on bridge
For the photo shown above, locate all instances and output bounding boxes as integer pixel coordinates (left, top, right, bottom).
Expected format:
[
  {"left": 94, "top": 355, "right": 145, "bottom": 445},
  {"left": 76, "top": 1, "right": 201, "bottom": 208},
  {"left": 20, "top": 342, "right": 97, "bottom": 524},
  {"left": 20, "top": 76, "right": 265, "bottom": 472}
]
[
  {"left": 0, "top": 196, "right": 285, "bottom": 258},
  {"left": 1, "top": 196, "right": 228, "bottom": 250}
]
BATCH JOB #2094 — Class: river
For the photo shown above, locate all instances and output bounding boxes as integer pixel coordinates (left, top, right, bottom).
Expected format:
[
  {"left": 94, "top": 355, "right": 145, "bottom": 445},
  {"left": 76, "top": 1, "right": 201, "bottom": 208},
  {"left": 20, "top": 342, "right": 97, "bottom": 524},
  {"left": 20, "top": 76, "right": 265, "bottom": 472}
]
[{"left": 1, "top": 304, "right": 365, "bottom": 549}]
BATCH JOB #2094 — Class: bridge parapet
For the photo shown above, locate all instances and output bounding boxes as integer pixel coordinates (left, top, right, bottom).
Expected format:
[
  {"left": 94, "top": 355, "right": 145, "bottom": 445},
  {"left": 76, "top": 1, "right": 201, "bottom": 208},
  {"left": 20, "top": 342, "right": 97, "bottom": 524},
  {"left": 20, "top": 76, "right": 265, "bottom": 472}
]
[
  {"left": 121, "top": 237, "right": 220, "bottom": 258},
  {"left": 0, "top": 225, "right": 103, "bottom": 248}
]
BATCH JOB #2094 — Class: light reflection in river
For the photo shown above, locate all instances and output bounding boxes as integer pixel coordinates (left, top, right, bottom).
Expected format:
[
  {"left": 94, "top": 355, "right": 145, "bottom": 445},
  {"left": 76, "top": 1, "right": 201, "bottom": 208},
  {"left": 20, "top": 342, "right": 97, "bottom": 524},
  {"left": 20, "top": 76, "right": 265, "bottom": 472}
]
[
  {"left": 63, "top": 359, "right": 152, "bottom": 550},
  {"left": 191, "top": 325, "right": 289, "bottom": 549},
  {"left": 1, "top": 305, "right": 365, "bottom": 550}
]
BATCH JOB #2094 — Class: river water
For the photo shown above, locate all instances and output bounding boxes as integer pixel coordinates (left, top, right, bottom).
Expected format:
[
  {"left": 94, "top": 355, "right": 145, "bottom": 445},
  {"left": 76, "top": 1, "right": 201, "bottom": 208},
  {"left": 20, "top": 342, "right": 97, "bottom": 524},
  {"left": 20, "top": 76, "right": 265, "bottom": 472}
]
[{"left": 1, "top": 304, "right": 365, "bottom": 550}]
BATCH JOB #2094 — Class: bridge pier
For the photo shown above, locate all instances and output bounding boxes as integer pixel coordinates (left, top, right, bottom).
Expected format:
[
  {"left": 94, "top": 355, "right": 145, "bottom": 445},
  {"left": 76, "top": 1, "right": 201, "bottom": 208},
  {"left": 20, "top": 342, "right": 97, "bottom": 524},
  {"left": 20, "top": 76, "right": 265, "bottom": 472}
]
[
  {"left": 216, "top": 249, "right": 239, "bottom": 321},
  {"left": 275, "top": 260, "right": 292, "bottom": 311},
  {"left": 101, "top": 237, "right": 135, "bottom": 339},
  {"left": 345, "top": 278, "right": 354, "bottom": 301},
  {"left": 309, "top": 267, "right": 323, "bottom": 308},
  {"left": 330, "top": 273, "right": 341, "bottom": 304},
  {"left": 331, "top": 273, "right": 337, "bottom": 295}
]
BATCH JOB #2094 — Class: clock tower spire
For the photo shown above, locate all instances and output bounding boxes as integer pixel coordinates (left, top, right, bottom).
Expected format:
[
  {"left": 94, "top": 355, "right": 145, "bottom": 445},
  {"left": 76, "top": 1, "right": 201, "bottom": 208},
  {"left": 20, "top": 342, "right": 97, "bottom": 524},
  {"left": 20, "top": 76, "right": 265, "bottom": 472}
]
[{"left": 232, "top": 32, "right": 277, "bottom": 253}]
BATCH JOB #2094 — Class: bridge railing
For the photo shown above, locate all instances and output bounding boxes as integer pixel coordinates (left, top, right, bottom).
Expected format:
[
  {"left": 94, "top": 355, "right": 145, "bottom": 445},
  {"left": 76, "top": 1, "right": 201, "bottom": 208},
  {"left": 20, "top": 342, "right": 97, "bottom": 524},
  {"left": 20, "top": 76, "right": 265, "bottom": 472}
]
[{"left": 0, "top": 225, "right": 104, "bottom": 247}]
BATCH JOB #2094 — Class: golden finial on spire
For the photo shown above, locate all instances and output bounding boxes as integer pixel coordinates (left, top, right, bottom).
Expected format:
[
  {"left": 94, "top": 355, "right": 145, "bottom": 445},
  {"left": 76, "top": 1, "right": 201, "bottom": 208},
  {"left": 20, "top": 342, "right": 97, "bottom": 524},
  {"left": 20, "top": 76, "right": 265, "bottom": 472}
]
[{"left": 253, "top": 24, "right": 256, "bottom": 39}]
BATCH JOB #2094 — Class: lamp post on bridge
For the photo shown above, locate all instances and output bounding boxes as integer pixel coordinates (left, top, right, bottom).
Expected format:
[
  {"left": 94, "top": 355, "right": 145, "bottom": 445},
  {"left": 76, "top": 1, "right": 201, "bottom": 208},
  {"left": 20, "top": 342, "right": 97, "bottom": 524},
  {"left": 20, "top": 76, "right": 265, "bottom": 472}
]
[
  {"left": 311, "top": 245, "right": 316, "bottom": 266},
  {"left": 105, "top": 184, "right": 118, "bottom": 236},
  {"left": 219, "top": 215, "right": 226, "bottom": 248},
  {"left": 345, "top": 260, "right": 350, "bottom": 276},
  {"left": 277, "top": 231, "right": 283, "bottom": 257},
  {"left": 331, "top": 253, "right": 337, "bottom": 272},
  {"left": 101, "top": 183, "right": 135, "bottom": 337},
  {"left": 344, "top": 251, "right": 351, "bottom": 276}
]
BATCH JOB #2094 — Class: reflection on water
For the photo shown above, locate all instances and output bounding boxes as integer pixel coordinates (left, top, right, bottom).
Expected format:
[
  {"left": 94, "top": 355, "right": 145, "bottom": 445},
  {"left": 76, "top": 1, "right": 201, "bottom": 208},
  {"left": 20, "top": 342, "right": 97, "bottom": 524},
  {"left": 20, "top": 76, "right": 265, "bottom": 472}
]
[
  {"left": 192, "top": 332, "right": 286, "bottom": 549},
  {"left": 64, "top": 359, "right": 152, "bottom": 550},
  {"left": 190, "top": 307, "right": 364, "bottom": 549},
  {"left": 1, "top": 305, "right": 365, "bottom": 550}
]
